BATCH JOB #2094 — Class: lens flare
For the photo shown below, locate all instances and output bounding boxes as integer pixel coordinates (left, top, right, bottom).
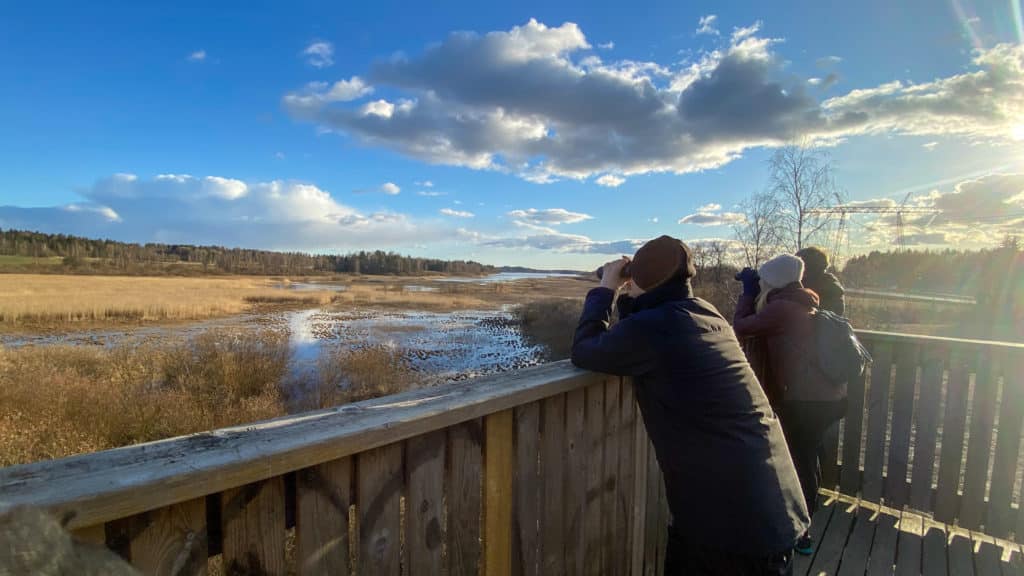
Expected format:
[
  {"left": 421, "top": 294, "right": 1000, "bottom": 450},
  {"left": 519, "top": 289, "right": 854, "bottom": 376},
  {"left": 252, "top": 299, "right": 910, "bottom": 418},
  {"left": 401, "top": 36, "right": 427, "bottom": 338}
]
[
  {"left": 1013, "top": 124, "right": 1024, "bottom": 141},
  {"left": 1013, "top": 0, "right": 1024, "bottom": 44},
  {"left": 951, "top": 0, "right": 985, "bottom": 50}
]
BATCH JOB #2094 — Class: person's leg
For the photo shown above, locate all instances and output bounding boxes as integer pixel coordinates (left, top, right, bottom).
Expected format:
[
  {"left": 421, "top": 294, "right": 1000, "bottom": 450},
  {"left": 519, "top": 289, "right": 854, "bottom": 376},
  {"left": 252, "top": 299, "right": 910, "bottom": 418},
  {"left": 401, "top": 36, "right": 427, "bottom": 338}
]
[{"left": 780, "top": 404, "right": 821, "bottom": 515}]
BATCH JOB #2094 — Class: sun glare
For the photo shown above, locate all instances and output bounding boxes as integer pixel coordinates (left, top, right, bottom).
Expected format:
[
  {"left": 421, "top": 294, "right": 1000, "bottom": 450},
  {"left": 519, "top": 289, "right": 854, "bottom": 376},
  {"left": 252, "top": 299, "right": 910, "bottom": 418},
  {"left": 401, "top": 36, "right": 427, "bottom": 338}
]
[{"left": 1013, "top": 124, "right": 1024, "bottom": 141}]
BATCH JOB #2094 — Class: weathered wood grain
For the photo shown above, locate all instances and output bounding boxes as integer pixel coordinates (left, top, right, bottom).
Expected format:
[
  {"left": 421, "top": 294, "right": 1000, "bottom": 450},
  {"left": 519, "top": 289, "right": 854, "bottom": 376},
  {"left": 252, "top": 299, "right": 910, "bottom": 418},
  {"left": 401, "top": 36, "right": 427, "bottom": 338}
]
[
  {"left": 935, "top": 349, "right": 971, "bottom": 523},
  {"left": 406, "top": 431, "right": 445, "bottom": 576},
  {"left": 863, "top": 342, "right": 894, "bottom": 503},
  {"left": 221, "top": 477, "right": 286, "bottom": 576},
  {"left": 128, "top": 498, "right": 207, "bottom": 576},
  {"left": 565, "top": 387, "right": 587, "bottom": 576},
  {"left": 910, "top": 349, "right": 944, "bottom": 512},
  {"left": 512, "top": 403, "right": 540, "bottom": 576},
  {"left": 357, "top": 443, "right": 403, "bottom": 576},
  {"left": 601, "top": 379, "right": 621, "bottom": 575},
  {"left": 540, "top": 394, "right": 565, "bottom": 576},
  {"left": 583, "top": 382, "right": 605, "bottom": 576},
  {"left": 961, "top": 350, "right": 999, "bottom": 530},
  {"left": 643, "top": 439, "right": 660, "bottom": 576},
  {"left": 484, "top": 410, "right": 514, "bottom": 576},
  {"left": 296, "top": 457, "right": 351, "bottom": 576},
  {"left": 71, "top": 523, "right": 106, "bottom": 546},
  {"left": 840, "top": 367, "right": 868, "bottom": 495},
  {"left": 895, "top": 511, "right": 923, "bottom": 576},
  {"left": 616, "top": 379, "right": 636, "bottom": 576},
  {"left": 946, "top": 528, "right": 975, "bottom": 576},
  {"left": 920, "top": 520, "right": 947, "bottom": 576},
  {"left": 886, "top": 343, "right": 920, "bottom": 508},
  {"left": 449, "top": 419, "right": 482, "bottom": 576},
  {"left": 987, "top": 350, "right": 1024, "bottom": 538},
  {"left": 630, "top": 414, "right": 650, "bottom": 576}
]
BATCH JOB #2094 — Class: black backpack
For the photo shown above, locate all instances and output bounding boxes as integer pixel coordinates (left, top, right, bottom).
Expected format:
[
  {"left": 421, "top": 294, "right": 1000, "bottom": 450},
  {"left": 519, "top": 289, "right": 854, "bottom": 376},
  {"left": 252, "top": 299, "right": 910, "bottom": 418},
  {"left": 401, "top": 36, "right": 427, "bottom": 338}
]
[{"left": 812, "top": 309, "right": 872, "bottom": 386}]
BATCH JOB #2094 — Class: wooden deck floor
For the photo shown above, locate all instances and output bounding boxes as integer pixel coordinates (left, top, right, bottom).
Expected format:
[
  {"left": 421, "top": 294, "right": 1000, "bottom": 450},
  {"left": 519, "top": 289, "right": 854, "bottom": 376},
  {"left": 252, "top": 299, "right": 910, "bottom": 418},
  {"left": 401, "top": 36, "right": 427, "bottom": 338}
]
[{"left": 795, "top": 491, "right": 1024, "bottom": 576}]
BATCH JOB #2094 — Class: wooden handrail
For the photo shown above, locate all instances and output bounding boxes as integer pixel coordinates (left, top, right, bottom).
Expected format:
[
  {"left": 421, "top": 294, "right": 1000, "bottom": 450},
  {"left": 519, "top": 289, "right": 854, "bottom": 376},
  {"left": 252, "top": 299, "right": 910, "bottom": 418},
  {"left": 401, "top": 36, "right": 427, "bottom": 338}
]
[
  {"left": 0, "top": 360, "right": 600, "bottom": 530},
  {"left": 855, "top": 329, "right": 1024, "bottom": 351}
]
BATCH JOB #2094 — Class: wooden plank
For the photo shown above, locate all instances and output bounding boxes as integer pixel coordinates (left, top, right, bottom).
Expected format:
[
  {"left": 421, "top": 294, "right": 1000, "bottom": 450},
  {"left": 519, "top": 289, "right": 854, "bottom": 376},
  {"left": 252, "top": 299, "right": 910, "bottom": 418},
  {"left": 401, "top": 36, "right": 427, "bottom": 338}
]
[
  {"left": 921, "top": 519, "right": 947, "bottom": 576},
  {"left": 71, "top": 523, "right": 106, "bottom": 545},
  {"left": 128, "top": 498, "right": 207, "bottom": 576},
  {"left": 911, "top": 348, "right": 945, "bottom": 513},
  {"left": 863, "top": 342, "right": 894, "bottom": 503},
  {"left": 895, "top": 511, "right": 924, "bottom": 576},
  {"left": 866, "top": 507, "right": 899, "bottom": 576},
  {"left": 838, "top": 505, "right": 877, "bottom": 576},
  {"left": 808, "top": 498, "right": 855, "bottom": 575},
  {"left": 583, "top": 382, "right": 605, "bottom": 576},
  {"left": 565, "top": 387, "right": 587, "bottom": 576},
  {"left": 841, "top": 368, "right": 868, "bottom": 495},
  {"left": 406, "top": 431, "right": 445, "bottom": 576},
  {"left": 512, "top": 403, "right": 540, "bottom": 576},
  {"left": 0, "top": 361, "right": 601, "bottom": 531},
  {"left": 540, "top": 394, "right": 565, "bottom": 576},
  {"left": 484, "top": 409, "right": 514, "bottom": 576},
  {"left": 935, "top": 349, "right": 971, "bottom": 523},
  {"left": 655, "top": 477, "right": 669, "bottom": 576},
  {"left": 947, "top": 528, "right": 975, "bottom": 576},
  {"left": 975, "top": 532, "right": 1003, "bottom": 576},
  {"left": 630, "top": 412, "right": 650, "bottom": 576},
  {"left": 601, "top": 379, "right": 621, "bottom": 575},
  {"left": 296, "top": 457, "right": 351, "bottom": 576},
  {"left": 449, "top": 419, "right": 483, "bottom": 576},
  {"left": 1004, "top": 542, "right": 1024, "bottom": 576},
  {"left": 962, "top": 350, "right": 999, "bottom": 530},
  {"left": 988, "top": 351, "right": 1024, "bottom": 538},
  {"left": 617, "top": 380, "right": 636, "bottom": 576},
  {"left": 642, "top": 439, "right": 660, "bottom": 576},
  {"left": 794, "top": 494, "right": 836, "bottom": 575},
  {"left": 221, "top": 477, "right": 286, "bottom": 576},
  {"left": 886, "top": 343, "right": 919, "bottom": 508},
  {"left": 357, "top": 443, "right": 403, "bottom": 576}
]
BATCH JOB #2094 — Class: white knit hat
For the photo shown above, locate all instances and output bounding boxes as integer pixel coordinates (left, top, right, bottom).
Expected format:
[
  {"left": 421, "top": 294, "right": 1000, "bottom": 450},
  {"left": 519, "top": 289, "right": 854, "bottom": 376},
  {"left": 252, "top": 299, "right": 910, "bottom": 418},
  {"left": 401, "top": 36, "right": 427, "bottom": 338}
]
[{"left": 758, "top": 254, "right": 805, "bottom": 289}]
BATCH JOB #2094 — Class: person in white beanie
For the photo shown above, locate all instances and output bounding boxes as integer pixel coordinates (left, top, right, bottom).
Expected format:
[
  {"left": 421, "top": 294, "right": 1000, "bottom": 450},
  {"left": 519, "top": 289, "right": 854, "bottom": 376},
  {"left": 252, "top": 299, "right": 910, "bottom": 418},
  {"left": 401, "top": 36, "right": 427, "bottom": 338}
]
[{"left": 732, "top": 254, "right": 848, "bottom": 557}]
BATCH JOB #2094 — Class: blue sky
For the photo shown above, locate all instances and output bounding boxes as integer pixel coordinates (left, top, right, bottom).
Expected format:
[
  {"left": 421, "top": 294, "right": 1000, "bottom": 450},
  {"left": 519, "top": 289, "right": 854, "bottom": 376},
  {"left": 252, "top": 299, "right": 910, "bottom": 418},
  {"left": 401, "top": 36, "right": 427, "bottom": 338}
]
[{"left": 1, "top": 0, "right": 1023, "bottom": 269}]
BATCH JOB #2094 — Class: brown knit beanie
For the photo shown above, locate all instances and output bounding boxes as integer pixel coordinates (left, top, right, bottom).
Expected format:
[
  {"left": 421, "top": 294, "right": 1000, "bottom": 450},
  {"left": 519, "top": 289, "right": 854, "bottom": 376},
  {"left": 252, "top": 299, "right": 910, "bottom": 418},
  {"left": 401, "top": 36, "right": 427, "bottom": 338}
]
[
  {"left": 795, "top": 246, "right": 829, "bottom": 275},
  {"left": 630, "top": 235, "right": 696, "bottom": 290}
]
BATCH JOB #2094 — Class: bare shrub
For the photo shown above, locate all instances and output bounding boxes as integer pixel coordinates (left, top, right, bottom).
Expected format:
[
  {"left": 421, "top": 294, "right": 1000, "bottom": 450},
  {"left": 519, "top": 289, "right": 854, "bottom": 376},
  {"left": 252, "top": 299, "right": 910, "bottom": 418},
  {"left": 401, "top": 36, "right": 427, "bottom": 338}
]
[
  {"left": 316, "top": 345, "right": 415, "bottom": 407},
  {"left": 517, "top": 299, "right": 583, "bottom": 360}
]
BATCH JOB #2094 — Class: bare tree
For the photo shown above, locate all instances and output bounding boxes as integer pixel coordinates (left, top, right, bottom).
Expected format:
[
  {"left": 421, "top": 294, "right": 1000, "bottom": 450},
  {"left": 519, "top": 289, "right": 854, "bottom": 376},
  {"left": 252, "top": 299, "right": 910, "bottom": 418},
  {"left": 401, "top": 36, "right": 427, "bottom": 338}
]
[
  {"left": 768, "top": 143, "right": 845, "bottom": 251},
  {"left": 732, "top": 190, "right": 784, "bottom": 269}
]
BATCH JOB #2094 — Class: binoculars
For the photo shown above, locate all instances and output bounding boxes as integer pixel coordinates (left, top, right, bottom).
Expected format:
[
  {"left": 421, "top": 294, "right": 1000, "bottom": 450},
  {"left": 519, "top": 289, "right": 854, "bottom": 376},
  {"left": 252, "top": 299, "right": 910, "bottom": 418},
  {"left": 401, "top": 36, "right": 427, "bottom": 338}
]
[{"left": 595, "top": 261, "right": 632, "bottom": 280}]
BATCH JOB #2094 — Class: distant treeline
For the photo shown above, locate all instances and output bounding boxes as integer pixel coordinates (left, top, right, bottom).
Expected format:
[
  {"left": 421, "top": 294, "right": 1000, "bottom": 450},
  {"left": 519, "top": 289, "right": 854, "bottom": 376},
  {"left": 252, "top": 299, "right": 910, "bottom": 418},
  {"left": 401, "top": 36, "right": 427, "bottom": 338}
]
[{"left": 0, "top": 229, "right": 497, "bottom": 276}]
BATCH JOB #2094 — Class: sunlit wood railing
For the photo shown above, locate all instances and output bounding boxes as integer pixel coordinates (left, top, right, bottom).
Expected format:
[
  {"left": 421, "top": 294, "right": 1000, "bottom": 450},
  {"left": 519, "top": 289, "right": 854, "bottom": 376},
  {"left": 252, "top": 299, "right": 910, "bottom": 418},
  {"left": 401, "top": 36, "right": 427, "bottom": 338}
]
[{"left": 2, "top": 331, "right": 1022, "bottom": 575}]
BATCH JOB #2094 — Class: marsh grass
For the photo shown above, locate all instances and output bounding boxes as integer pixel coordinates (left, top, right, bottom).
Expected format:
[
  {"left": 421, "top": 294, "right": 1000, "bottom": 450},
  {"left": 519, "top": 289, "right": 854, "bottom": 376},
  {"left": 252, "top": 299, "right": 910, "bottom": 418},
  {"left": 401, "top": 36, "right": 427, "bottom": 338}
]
[
  {"left": 315, "top": 345, "right": 416, "bottom": 407},
  {"left": 517, "top": 298, "right": 583, "bottom": 360},
  {"left": 0, "top": 330, "right": 290, "bottom": 466}
]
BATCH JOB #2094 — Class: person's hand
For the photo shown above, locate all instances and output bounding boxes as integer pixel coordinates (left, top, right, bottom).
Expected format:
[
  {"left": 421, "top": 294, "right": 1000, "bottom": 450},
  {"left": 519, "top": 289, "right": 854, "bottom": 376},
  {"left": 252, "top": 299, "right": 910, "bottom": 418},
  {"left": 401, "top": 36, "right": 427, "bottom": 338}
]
[
  {"left": 625, "top": 280, "right": 645, "bottom": 298},
  {"left": 735, "top": 267, "right": 761, "bottom": 297},
  {"left": 599, "top": 257, "right": 630, "bottom": 291}
]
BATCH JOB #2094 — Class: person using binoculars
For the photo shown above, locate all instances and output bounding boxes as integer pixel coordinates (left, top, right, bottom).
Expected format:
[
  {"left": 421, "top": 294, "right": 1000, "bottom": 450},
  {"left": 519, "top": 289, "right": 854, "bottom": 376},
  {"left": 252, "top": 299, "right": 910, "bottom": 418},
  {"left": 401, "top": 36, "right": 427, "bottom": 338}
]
[{"left": 572, "top": 235, "right": 807, "bottom": 576}]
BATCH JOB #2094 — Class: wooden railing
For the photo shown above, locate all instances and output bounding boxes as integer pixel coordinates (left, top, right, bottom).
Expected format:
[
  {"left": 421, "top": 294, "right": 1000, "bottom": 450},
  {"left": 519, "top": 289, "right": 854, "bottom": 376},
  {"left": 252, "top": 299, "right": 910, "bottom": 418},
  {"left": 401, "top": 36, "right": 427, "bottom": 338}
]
[
  {"left": 0, "top": 362, "right": 670, "bottom": 576},
  {"left": 822, "top": 331, "right": 1024, "bottom": 541},
  {"left": 2, "top": 330, "right": 1022, "bottom": 575}
]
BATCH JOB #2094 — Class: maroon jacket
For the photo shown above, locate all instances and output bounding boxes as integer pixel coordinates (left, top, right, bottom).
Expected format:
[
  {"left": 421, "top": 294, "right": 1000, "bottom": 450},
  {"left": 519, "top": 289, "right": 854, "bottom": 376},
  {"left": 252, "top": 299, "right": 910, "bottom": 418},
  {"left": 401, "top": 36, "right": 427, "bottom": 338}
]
[{"left": 733, "top": 283, "right": 845, "bottom": 405}]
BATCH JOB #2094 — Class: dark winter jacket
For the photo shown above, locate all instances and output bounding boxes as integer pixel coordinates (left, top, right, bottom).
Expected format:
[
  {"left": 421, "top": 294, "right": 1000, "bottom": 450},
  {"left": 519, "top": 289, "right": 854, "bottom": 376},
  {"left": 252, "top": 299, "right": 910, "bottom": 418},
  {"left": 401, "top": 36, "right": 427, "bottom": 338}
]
[
  {"left": 734, "top": 283, "right": 847, "bottom": 404},
  {"left": 571, "top": 278, "right": 809, "bottom": 556},
  {"left": 802, "top": 271, "right": 845, "bottom": 316}
]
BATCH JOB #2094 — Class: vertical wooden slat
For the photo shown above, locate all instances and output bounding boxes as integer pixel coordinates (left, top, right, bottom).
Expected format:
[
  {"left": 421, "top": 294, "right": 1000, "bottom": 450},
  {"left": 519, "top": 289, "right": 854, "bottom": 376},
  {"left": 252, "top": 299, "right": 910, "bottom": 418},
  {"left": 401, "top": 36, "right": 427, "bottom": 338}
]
[
  {"left": 407, "top": 431, "right": 445, "bottom": 576},
  {"left": 630, "top": 412, "right": 650, "bottom": 576},
  {"left": 643, "top": 440, "right": 661, "bottom": 576},
  {"left": 602, "top": 379, "right": 621, "bottom": 575},
  {"left": 910, "top": 348, "right": 944, "bottom": 513},
  {"left": 961, "top": 350, "right": 999, "bottom": 530},
  {"left": 71, "top": 524, "right": 107, "bottom": 545},
  {"left": 512, "top": 403, "right": 540, "bottom": 576},
  {"left": 357, "top": 443, "right": 403, "bottom": 576},
  {"left": 840, "top": 367, "right": 868, "bottom": 495},
  {"left": 655, "top": 477, "right": 669, "bottom": 576},
  {"left": 617, "top": 380, "right": 637, "bottom": 576},
  {"left": 449, "top": 419, "right": 483, "bottom": 576},
  {"left": 863, "top": 342, "right": 894, "bottom": 503},
  {"left": 540, "top": 394, "right": 565, "bottom": 575},
  {"left": 886, "top": 343, "right": 919, "bottom": 508},
  {"left": 895, "top": 511, "right": 924, "bottom": 576},
  {"left": 565, "top": 387, "right": 587, "bottom": 576},
  {"left": 987, "top": 351, "right": 1024, "bottom": 538},
  {"left": 297, "top": 457, "right": 351, "bottom": 576},
  {"left": 129, "top": 498, "right": 207, "bottom": 576},
  {"left": 484, "top": 409, "right": 514, "bottom": 576},
  {"left": 935, "top": 349, "right": 971, "bottom": 523},
  {"left": 221, "top": 477, "right": 286, "bottom": 576},
  {"left": 583, "top": 382, "right": 605, "bottom": 576}
]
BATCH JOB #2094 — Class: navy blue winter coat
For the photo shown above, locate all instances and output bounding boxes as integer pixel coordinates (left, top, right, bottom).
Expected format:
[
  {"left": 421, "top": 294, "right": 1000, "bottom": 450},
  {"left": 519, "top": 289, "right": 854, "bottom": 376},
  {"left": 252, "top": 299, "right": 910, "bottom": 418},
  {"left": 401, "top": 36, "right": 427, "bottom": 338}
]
[{"left": 571, "top": 277, "right": 808, "bottom": 556}]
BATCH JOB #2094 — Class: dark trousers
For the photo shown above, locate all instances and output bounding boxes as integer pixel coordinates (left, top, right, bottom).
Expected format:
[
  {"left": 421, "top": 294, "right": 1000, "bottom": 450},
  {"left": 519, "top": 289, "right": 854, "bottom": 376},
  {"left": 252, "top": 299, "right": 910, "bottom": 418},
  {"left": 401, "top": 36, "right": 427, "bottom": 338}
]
[
  {"left": 664, "top": 526, "right": 793, "bottom": 575},
  {"left": 779, "top": 400, "right": 847, "bottom": 515}
]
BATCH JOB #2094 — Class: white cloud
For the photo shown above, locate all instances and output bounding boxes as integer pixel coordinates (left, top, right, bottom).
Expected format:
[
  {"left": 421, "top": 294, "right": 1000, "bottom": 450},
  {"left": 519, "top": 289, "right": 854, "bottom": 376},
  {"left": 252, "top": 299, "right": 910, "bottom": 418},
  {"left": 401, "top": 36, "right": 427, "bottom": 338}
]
[
  {"left": 440, "top": 208, "right": 474, "bottom": 218},
  {"left": 697, "top": 203, "right": 721, "bottom": 212},
  {"left": 188, "top": 50, "right": 206, "bottom": 62},
  {"left": 507, "top": 208, "right": 593, "bottom": 225},
  {"left": 303, "top": 41, "right": 334, "bottom": 68},
  {"left": 696, "top": 15, "right": 719, "bottom": 36},
  {"left": 596, "top": 174, "right": 625, "bottom": 187},
  {"left": 416, "top": 180, "right": 434, "bottom": 187},
  {"left": 648, "top": 217, "right": 659, "bottom": 223},
  {"left": 678, "top": 211, "right": 746, "bottom": 226},
  {"left": 816, "top": 55, "right": 842, "bottom": 68},
  {"left": 0, "top": 173, "right": 445, "bottom": 251},
  {"left": 283, "top": 77, "right": 373, "bottom": 108},
  {"left": 417, "top": 190, "right": 446, "bottom": 197},
  {"left": 598, "top": 41, "right": 615, "bottom": 50},
  {"left": 285, "top": 20, "right": 1024, "bottom": 185},
  {"left": 482, "top": 227, "right": 643, "bottom": 254},
  {"left": 381, "top": 182, "right": 401, "bottom": 195},
  {"left": 922, "top": 141, "right": 939, "bottom": 150}
]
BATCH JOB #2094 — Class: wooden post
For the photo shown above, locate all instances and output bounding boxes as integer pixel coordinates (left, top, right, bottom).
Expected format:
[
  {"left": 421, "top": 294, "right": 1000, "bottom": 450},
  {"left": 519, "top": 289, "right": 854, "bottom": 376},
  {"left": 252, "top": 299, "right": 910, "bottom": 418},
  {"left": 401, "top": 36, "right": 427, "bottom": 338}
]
[
  {"left": 296, "top": 458, "right": 351, "bottom": 576},
  {"left": 357, "top": 443, "right": 403, "bottom": 576},
  {"left": 484, "top": 409, "right": 514, "bottom": 576},
  {"left": 583, "top": 383, "right": 605, "bottom": 576},
  {"left": 449, "top": 419, "right": 483, "bottom": 576},
  {"left": 630, "top": 401, "right": 650, "bottom": 576},
  {"left": 512, "top": 403, "right": 540, "bottom": 576},
  {"left": 617, "top": 379, "right": 637, "bottom": 576},
  {"left": 601, "top": 379, "right": 621, "bottom": 575},
  {"left": 540, "top": 394, "right": 566, "bottom": 575},
  {"left": 565, "top": 387, "right": 587, "bottom": 576}
]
